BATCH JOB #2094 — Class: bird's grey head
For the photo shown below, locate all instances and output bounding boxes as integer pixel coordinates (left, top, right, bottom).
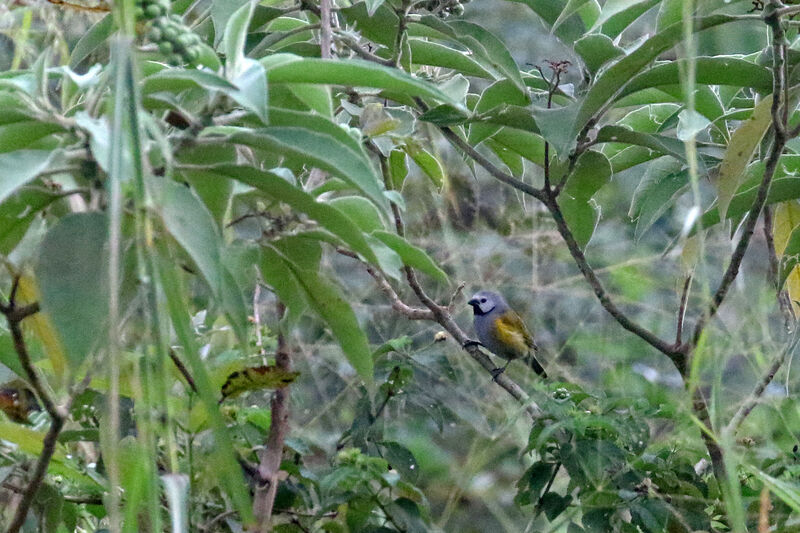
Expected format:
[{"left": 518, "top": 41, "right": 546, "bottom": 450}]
[{"left": 468, "top": 290, "right": 507, "bottom": 316}]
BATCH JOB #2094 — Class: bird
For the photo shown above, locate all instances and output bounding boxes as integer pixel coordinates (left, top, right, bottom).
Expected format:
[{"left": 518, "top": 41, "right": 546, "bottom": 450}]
[{"left": 467, "top": 290, "right": 547, "bottom": 379}]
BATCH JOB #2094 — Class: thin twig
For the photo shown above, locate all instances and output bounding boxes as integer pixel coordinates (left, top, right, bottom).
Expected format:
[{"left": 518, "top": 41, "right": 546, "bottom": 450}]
[
  {"left": 168, "top": 348, "right": 197, "bottom": 393},
  {"left": 1, "top": 284, "right": 69, "bottom": 533},
  {"left": 691, "top": 5, "right": 788, "bottom": 346},
  {"left": 727, "top": 331, "right": 800, "bottom": 432},
  {"left": 336, "top": 249, "right": 434, "bottom": 320}
]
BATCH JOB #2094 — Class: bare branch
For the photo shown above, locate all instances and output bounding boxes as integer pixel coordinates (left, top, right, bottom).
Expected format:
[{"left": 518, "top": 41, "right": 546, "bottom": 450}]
[
  {"left": 253, "top": 303, "right": 292, "bottom": 531},
  {"left": 319, "top": 0, "right": 332, "bottom": 59},
  {"left": 337, "top": 249, "right": 434, "bottom": 320},
  {"left": 692, "top": 5, "right": 788, "bottom": 345}
]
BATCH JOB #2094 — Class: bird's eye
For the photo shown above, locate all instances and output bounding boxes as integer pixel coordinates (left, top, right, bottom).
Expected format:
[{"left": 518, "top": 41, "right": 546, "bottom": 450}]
[{"left": 480, "top": 298, "right": 486, "bottom": 303}]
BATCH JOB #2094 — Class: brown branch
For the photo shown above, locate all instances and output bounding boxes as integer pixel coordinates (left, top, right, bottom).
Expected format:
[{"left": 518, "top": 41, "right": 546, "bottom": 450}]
[
  {"left": 726, "top": 333, "right": 799, "bottom": 433},
  {"left": 252, "top": 303, "right": 291, "bottom": 531},
  {"left": 676, "top": 276, "right": 692, "bottom": 346},
  {"left": 0, "top": 285, "right": 68, "bottom": 533},
  {"left": 168, "top": 348, "right": 197, "bottom": 393},
  {"left": 319, "top": 0, "right": 332, "bottom": 59},
  {"left": 337, "top": 249, "right": 434, "bottom": 320},
  {"left": 692, "top": 4, "right": 788, "bottom": 346}
]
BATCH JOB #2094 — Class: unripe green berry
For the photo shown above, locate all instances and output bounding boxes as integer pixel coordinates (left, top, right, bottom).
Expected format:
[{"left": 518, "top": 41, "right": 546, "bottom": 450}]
[
  {"left": 134, "top": 6, "right": 145, "bottom": 20},
  {"left": 176, "top": 34, "right": 193, "bottom": 49},
  {"left": 144, "top": 4, "right": 163, "bottom": 19},
  {"left": 158, "top": 41, "right": 174, "bottom": 55},
  {"left": 147, "top": 26, "right": 163, "bottom": 42},
  {"left": 183, "top": 47, "right": 200, "bottom": 63},
  {"left": 163, "top": 26, "right": 179, "bottom": 41},
  {"left": 168, "top": 53, "right": 184, "bottom": 66}
]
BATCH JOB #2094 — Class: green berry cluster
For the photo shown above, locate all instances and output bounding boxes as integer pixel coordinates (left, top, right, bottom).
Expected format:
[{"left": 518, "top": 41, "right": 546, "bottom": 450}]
[
  {"left": 135, "top": 0, "right": 203, "bottom": 66},
  {"left": 421, "top": 0, "right": 471, "bottom": 17}
]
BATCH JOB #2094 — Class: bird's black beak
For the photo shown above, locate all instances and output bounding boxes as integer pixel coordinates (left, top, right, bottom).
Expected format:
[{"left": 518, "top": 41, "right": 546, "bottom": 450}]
[{"left": 467, "top": 298, "right": 479, "bottom": 309}]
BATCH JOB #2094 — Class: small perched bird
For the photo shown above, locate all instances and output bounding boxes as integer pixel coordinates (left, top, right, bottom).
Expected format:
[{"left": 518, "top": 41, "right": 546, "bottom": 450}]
[{"left": 467, "top": 290, "right": 547, "bottom": 379}]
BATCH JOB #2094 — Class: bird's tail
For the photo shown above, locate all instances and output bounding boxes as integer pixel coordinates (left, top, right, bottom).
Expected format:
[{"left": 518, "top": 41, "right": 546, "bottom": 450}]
[{"left": 528, "top": 354, "right": 547, "bottom": 378}]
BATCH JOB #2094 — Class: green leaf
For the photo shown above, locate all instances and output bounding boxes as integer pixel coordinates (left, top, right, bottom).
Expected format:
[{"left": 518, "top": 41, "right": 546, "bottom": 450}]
[
  {"left": 263, "top": 55, "right": 460, "bottom": 107},
  {"left": 0, "top": 150, "right": 55, "bottom": 205},
  {"left": 0, "top": 188, "right": 60, "bottom": 255},
  {"left": 229, "top": 127, "right": 389, "bottom": 212},
  {"left": 559, "top": 196, "right": 599, "bottom": 249},
  {"left": 406, "top": 145, "right": 445, "bottom": 189},
  {"left": 411, "top": 17, "right": 525, "bottom": 93},
  {"left": 491, "top": 128, "right": 546, "bottom": 166},
  {"left": 590, "top": 0, "right": 654, "bottom": 32},
  {"left": 0, "top": 122, "right": 62, "bottom": 153},
  {"left": 259, "top": 246, "right": 307, "bottom": 325},
  {"left": 230, "top": 59, "right": 269, "bottom": 124},
  {"left": 152, "top": 179, "right": 249, "bottom": 344},
  {"left": 69, "top": 14, "right": 113, "bottom": 68},
  {"left": 371, "top": 231, "right": 448, "bottom": 284},
  {"left": 211, "top": 164, "right": 379, "bottom": 265},
  {"left": 379, "top": 441, "right": 419, "bottom": 482},
  {"left": 562, "top": 151, "right": 612, "bottom": 200},
  {"left": 35, "top": 213, "right": 107, "bottom": 369},
  {"left": 177, "top": 145, "right": 237, "bottom": 227},
  {"left": 469, "top": 79, "right": 530, "bottom": 146},
  {"left": 328, "top": 196, "right": 386, "bottom": 233},
  {"left": 223, "top": 0, "right": 255, "bottom": 75},
  {"left": 220, "top": 364, "right": 300, "bottom": 398},
  {"left": 629, "top": 157, "right": 688, "bottom": 241},
  {"left": 574, "top": 34, "right": 624, "bottom": 75},
  {"left": 156, "top": 252, "right": 254, "bottom": 524},
  {"left": 618, "top": 57, "right": 773, "bottom": 101},
  {"left": 389, "top": 149, "right": 408, "bottom": 189},
  {"left": 598, "top": 0, "right": 660, "bottom": 38},
  {"left": 274, "top": 249, "right": 373, "bottom": 381},
  {"left": 141, "top": 69, "right": 237, "bottom": 94},
  {"left": 551, "top": 0, "right": 591, "bottom": 35},
  {"left": 574, "top": 14, "right": 739, "bottom": 138},
  {"left": 408, "top": 39, "right": 492, "bottom": 78},
  {"left": 716, "top": 95, "right": 773, "bottom": 220}
]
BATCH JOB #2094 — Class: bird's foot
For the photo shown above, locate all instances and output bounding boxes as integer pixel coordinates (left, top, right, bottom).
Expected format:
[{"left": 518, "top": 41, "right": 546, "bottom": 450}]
[
  {"left": 462, "top": 339, "right": 483, "bottom": 349},
  {"left": 490, "top": 367, "right": 506, "bottom": 381}
]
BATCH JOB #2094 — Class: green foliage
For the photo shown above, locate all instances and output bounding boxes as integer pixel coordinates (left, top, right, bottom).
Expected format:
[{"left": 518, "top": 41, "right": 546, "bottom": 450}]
[{"left": 3, "top": 0, "right": 800, "bottom": 531}]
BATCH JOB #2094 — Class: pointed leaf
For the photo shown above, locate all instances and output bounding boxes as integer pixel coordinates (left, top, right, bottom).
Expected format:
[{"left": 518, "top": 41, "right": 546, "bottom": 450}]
[
  {"left": 371, "top": 231, "right": 448, "bottom": 284},
  {"left": 35, "top": 213, "right": 108, "bottom": 369}
]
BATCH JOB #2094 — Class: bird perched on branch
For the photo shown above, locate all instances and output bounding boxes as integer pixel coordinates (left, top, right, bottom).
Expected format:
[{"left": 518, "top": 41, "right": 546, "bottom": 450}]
[{"left": 467, "top": 290, "right": 547, "bottom": 379}]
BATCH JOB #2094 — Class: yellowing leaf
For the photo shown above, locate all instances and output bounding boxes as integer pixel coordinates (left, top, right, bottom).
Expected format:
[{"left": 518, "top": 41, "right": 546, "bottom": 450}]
[
  {"left": 220, "top": 365, "right": 300, "bottom": 399},
  {"left": 15, "top": 274, "right": 67, "bottom": 382},
  {"left": 773, "top": 201, "right": 800, "bottom": 313},
  {"left": 717, "top": 96, "right": 772, "bottom": 220}
]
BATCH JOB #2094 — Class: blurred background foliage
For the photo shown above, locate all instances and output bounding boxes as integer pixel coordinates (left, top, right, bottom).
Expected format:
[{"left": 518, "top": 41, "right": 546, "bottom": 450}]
[{"left": 0, "top": 0, "right": 799, "bottom": 532}]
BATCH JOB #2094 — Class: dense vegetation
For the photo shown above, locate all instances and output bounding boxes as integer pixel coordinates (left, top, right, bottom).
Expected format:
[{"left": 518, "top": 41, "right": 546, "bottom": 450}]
[{"left": 1, "top": 0, "right": 800, "bottom": 531}]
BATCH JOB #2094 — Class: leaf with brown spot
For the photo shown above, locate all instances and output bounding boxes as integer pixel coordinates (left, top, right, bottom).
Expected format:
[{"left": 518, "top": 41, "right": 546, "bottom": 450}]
[{"left": 220, "top": 365, "right": 300, "bottom": 399}]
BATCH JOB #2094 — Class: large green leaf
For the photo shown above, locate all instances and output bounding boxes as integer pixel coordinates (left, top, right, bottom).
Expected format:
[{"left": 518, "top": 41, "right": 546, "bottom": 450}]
[
  {"left": 0, "top": 188, "right": 60, "bottom": 255},
  {"left": 229, "top": 127, "right": 389, "bottom": 211},
  {"left": 408, "top": 39, "right": 492, "bottom": 78},
  {"left": 469, "top": 79, "right": 530, "bottom": 146},
  {"left": 0, "top": 150, "right": 56, "bottom": 205},
  {"left": 156, "top": 251, "right": 253, "bottom": 523},
  {"left": 272, "top": 247, "right": 374, "bottom": 381},
  {"left": 573, "top": 14, "right": 738, "bottom": 138},
  {"left": 617, "top": 57, "right": 773, "bottom": 101},
  {"left": 263, "top": 54, "right": 460, "bottom": 107},
  {"left": 716, "top": 95, "right": 772, "bottom": 220},
  {"left": 35, "top": 213, "right": 108, "bottom": 369},
  {"left": 152, "top": 178, "right": 249, "bottom": 343},
  {"left": 206, "top": 164, "right": 380, "bottom": 265},
  {"left": 629, "top": 157, "right": 688, "bottom": 241},
  {"left": 410, "top": 17, "right": 525, "bottom": 93},
  {"left": 371, "top": 231, "right": 448, "bottom": 284},
  {"left": 0, "top": 122, "right": 62, "bottom": 153}
]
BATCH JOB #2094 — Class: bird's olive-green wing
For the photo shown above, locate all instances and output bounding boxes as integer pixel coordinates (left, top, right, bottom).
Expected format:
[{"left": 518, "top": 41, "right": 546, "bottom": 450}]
[{"left": 494, "top": 310, "right": 537, "bottom": 356}]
